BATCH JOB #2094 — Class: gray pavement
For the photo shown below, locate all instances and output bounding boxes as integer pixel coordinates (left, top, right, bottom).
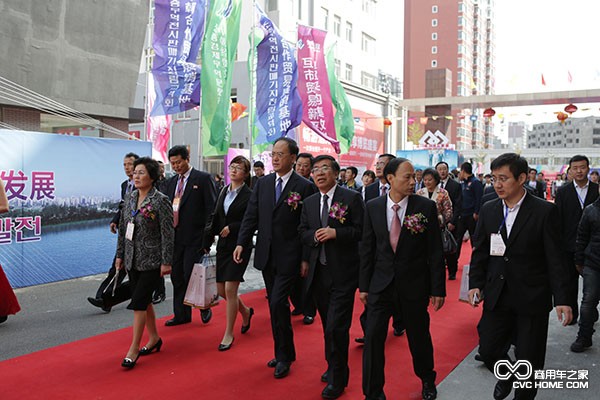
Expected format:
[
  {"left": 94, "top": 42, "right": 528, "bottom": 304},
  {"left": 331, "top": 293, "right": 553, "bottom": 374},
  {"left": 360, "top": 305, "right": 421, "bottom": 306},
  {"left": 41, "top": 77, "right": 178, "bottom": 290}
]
[{"left": 1, "top": 268, "right": 599, "bottom": 399}]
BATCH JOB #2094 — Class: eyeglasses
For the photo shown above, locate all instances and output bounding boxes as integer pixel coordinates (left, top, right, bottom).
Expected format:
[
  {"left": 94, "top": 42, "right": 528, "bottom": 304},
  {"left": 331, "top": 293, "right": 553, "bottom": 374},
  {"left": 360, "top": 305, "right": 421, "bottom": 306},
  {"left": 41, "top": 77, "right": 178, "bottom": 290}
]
[
  {"left": 270, "top": 151, "right": 289, "bottom": 159},
  {"left": 132, "top": 170, "right": 147, "bottom": 176},
  {"left": 311, "top": 166, "right": 332, "bottom": 174},
  {"left": 375, "top": 162, "right": 387, "bottom": 167},
  {"left": 228, "top": 165, "right": 245, "bottom": 172},
  {"left": 490, "top": 175, "right": 511, "bottom": 184}
]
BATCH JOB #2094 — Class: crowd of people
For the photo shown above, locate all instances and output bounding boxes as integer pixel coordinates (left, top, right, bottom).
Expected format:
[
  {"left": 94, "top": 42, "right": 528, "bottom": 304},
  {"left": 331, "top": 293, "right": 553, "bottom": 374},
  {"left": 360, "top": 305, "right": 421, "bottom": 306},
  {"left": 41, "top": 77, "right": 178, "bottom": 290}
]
[{"left": 3, "top": 137, "right": 594, "bottom": 399}]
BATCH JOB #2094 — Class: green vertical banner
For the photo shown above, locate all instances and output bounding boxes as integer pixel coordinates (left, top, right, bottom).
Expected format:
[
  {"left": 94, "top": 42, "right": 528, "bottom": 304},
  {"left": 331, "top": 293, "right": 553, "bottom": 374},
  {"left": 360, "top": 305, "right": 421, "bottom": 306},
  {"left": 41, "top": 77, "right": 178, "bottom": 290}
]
[
  {"left": 326, "top": 45, "right": 355, "bottom": 154},
  {"left": 201, "top": 0, "right": 242, "bottom": 156}
]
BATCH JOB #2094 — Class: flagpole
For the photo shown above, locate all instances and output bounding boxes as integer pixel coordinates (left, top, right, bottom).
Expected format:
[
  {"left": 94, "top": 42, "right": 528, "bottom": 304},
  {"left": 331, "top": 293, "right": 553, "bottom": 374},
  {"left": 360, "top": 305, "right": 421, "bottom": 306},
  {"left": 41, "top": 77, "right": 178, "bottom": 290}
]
[
  {"left": 144, "top": 0, "right": 154, "bottom": 142},
  {"left": 248, "top": 0, "right": 257, "bottom": 163},
  {"left": 198, "top": 1, "right": 208, "bottom": 171}
]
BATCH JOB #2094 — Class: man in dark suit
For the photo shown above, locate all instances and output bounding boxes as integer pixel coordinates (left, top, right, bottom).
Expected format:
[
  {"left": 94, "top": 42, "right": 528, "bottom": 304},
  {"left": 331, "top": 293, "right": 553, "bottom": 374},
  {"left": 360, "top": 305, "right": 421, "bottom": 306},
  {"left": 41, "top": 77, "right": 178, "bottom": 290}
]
[
  {"left": 436, "top": 161, "right": 463, "bottom": 280},
  {"left": 526, "top": 168, "right": 546, "bottom": 199},
  {"left": 468, "top": 153, "right": 572, "bottom": 400},
  {"left": 164, "top": 145, "right": 217, "bottom": 326},
  {"left": 87, "top": 152, "right": 138, "bottom": 312},
  {"left": 360, "top": 157, "right": 445, "bottom": 400},
  {"left": 234, "top": 137, "right": 316, "bottom": 379},
  {"left": 250, "top": 160, "right": 265, "bottom": 189},
  {"left": 555, "top": 154, "right": 599, "bottom": 324},
  {"left": 454, "top": 162, "right": 483, "bottom": 264},
  {"left": 299, "top": 155, "right": 365, "bottom": 399},
  {"left": 358, "top": 154, "right": 405, "bottom": 343}
]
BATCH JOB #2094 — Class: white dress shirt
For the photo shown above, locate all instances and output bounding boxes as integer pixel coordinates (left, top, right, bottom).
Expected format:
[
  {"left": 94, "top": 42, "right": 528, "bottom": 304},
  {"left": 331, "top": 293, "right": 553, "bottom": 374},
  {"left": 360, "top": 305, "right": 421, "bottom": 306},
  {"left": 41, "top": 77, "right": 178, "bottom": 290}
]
[
  {"left": 502, "top": 189, "right": 527, "bottom": 237},
  {"left": 386, "top": 195, "right": 409, "bottom": 231},
  {"left": 275, "top": 168, "right": 294, "bottom": 193},
  {"left": 574, "top": 181, "right": 589, "bottom": 209}
]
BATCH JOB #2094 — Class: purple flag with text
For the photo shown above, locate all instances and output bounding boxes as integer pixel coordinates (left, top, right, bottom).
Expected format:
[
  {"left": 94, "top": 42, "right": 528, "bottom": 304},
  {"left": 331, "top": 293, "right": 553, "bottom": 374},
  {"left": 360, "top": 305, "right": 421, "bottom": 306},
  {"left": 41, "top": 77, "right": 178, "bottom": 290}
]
[
  {"left": 251, "top": 3, "right": 302, "bottom": 145},
  {"left": 297, "top": 25, "right": 339, "bottom": 153},
  {"left": 150, "top": 0, "right": 206, "bottom": 116}
]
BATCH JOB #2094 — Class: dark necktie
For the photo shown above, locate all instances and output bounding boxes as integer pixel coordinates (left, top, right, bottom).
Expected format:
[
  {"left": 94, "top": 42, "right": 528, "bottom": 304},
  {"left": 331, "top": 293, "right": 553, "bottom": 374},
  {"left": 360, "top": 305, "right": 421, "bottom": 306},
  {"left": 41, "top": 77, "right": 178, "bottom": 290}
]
[
  {"left": 440, "top": 181, "right": 445, "bottom": 189},
  {"left": 319, "top": 194, "right": 329, "bottom": 264},
  {"left": 381, "top": 185, "right": 387, "bottom": 197},
  {"left": 275, "top": 177, "right": 283, "bottom": 203}
]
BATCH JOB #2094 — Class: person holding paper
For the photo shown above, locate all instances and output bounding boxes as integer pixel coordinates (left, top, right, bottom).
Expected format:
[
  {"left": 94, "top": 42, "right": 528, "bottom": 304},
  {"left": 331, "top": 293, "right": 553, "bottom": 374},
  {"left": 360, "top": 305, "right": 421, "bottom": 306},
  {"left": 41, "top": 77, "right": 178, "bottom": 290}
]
[
  {"left": 116, "top": 157, "right": 174, "bottom": 369},
  {"left": 468, "top": 153, "right": 572, "bottom": 400}
]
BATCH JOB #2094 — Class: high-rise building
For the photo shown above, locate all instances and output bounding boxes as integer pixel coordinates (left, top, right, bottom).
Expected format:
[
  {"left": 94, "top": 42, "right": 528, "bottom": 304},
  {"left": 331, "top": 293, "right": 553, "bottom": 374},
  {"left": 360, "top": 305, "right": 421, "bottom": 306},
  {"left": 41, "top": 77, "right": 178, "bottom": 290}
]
[
  {"left": 403, "top": 0, "right": 496, "bottom": 150},
  {"left": 527, "top": 116, "right": 600, "bottom": 148}
]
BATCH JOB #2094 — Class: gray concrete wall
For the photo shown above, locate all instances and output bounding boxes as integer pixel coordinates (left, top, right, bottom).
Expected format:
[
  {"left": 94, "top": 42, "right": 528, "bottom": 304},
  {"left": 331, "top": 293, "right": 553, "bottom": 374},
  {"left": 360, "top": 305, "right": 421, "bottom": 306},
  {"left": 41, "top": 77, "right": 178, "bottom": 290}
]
[{"left": 0, "top": 0, "right": 148, "bottom": 119}]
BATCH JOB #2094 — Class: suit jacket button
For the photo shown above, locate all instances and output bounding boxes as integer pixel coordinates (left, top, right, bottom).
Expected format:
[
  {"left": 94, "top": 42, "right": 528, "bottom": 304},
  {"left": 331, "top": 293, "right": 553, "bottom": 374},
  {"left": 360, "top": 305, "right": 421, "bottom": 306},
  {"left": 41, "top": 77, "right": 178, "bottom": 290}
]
[
  {"left": 503, "top": 256, "right": 509, "bottom": 262},
  {"left": 500, "top": 274, "right": 505, "bottom": 280}
]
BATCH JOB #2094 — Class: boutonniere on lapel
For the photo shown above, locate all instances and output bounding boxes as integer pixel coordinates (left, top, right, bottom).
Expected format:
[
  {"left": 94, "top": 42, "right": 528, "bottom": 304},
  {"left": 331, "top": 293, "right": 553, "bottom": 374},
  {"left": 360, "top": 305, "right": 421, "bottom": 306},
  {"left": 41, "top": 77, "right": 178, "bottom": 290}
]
[
  {"left": 403, "top": 213, "right": 428, "bottom": 234},
  {"left": 286, "top": 192, "right": 302, "bottom": 210},
  {"left": 329, "top": 202, "right": 348, "bottom": 224},
  {"left": 139, "top": 203, "right": 156, "bottom": 220}
]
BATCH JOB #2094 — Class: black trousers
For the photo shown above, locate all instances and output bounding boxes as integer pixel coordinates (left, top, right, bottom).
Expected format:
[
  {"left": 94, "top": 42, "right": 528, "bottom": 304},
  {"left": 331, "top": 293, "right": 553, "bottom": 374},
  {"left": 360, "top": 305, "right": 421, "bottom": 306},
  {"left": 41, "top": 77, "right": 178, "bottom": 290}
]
[
  {"left": 564, "top": 251, "right": 580, "bottom": 321},
  {"left": 312, "top": 263, "right": 355, "bottom": 388},
  {"left": 363, "top": 284, "right": 435, "bottom": 399},
  {"left": 171, "top": 243, "right": 201, "bottom": 322},
  {"left": 262, "top": 259, "right": 297, "bottom": 363},
  {"left": 290, "top": 275, "right": 316, "bottom": 317},
  {"left": 455, "top": 214, "right": 477, "bottom": 261},
  {"left": 478, "top": 292, "right": 550, "bottom": 400}
]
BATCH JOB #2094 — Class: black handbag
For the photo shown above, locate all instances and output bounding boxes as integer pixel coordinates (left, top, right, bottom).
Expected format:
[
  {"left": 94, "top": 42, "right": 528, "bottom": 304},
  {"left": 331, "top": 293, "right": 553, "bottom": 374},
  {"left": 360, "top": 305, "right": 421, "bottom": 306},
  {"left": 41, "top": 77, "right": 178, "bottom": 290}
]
[{"left": 441, "top": 226, "right": 457, "bottom": 255}]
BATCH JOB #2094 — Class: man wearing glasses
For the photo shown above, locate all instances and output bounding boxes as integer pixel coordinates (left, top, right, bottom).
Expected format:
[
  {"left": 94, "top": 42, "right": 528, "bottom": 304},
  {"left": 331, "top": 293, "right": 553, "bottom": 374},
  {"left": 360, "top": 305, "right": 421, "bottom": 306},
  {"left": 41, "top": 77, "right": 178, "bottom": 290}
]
[{"left": 234, "top": 137, "right": 316, "bottom": 379}]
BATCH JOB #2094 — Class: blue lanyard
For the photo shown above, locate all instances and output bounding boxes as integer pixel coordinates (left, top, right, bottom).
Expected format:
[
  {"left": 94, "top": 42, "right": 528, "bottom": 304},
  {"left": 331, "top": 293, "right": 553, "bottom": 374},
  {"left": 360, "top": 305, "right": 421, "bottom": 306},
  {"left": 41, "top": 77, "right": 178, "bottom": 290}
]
[
  {"left": 575, "top": 189, "right": 585, "bottom": 209},
  {"left": 130, "top": 198, "right": 140, "bottom": 220},
  {"left": 497, "top": 205, "right": 510, "bottom": 234}
]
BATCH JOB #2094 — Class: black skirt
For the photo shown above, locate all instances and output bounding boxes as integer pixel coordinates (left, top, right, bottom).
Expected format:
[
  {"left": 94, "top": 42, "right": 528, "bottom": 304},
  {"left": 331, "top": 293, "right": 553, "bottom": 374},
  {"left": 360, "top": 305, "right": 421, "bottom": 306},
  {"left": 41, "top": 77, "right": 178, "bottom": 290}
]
[
  {"left": 216, "top": 248, "right": 250, "bottom": 282},
  {"left": 127, "top": 268, "right": 161, "bottom": 311}
]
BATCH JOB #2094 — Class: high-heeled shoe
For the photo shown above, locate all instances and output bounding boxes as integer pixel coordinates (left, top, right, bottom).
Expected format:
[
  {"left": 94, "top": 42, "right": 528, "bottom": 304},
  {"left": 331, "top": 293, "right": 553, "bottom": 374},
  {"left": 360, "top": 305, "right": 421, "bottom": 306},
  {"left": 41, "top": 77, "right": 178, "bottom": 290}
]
[
  {"left": 121, "top": 353, "right": 140, "bottom": 369},
  {"left": 139, "top": 338, "right": 163, "bottom": 356},
  {"left": 241, "top": 307, "right": 254, "bottom": 334},
  {"left": 218, "top": 337, "right": 234, "bottom": 352}
]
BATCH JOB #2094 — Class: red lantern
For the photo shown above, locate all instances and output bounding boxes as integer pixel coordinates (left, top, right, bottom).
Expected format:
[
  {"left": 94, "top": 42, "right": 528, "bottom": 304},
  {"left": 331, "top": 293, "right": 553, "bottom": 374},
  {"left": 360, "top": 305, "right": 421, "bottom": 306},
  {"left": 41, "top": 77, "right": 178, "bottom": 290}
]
[
  {"left": 383, "top": 118, "right": 392, "bottom": 126},
  {"left": 564, "top": 103, "right": 578, "bottom": 114},
  {"left": 483, "top": 107, "right": 496, "bottom": 118},
  {"left": 556, "top": 112, "right": 569, "bottom": 123}
]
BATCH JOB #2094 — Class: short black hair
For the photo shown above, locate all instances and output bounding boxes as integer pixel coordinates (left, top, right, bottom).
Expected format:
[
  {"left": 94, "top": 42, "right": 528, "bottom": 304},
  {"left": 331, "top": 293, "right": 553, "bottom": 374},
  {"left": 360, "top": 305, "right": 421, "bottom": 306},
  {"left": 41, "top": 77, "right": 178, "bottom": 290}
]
[
  {"left": 569, "top": 155, "right": 590, "bottom": 167},
  {"left": 460, "top": 162, "right": 473, "bottom": 175},
  {"left": 273, "top": 137, "right": 299, "bottom": 156},
  {"left": 297, "top": 153, "right": 314, "bottom": 166},
  {"left": 125, "top": 152, "right": 139, "bottom": 160},
  {"left": 422, "top": 168, "right": 440, "bottom": 185},
  {"left": 529, "top": 168, "right": 538, "bottom": 174},
  {"left": 346, "top": 166, "right": 358, "bottom": 178},
  {"left": 435, "top": 161, "right": 449, "bottom": 170},
  {"left": 362, "top": 170, "right": 376, "bottom": 180},
  {"left": 313, "top": 155, "right": 340, "bottom": 174},
  {"left": 253, "top": 161, "right": 265, "bottom": 169},
  {"left": 383, "top": 157, "right": 410, "bottom": 184},
  {"left": 168, "top": 145, "right": 189, "bottom": 160},
  {"left": 490, "top": 153, "right": 528, "bottom": 180},
  {"left": 590, "top": 170, "right": 599, "bottom": 176},
  {"left": 379, "top": 153, "right": 396, "bottom": 161},
  {"left": 415, "top": 168, "right": 423, "bottom": 173},
  {"left": 134, "top": 157, "right": 160, "bottom": 183},
  {"left": 484, "top": 174, "right": 491, "bottom": 178}
]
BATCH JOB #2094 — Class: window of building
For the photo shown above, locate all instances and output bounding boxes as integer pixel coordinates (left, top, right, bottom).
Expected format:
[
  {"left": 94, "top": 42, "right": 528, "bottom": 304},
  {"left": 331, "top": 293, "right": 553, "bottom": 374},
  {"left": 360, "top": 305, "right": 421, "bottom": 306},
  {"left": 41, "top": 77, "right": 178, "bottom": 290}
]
[
  {"left": 432, "top": 32, "right": 438, "bottom": 40},
  {"left": 432, "top": 19, "right": 438, "bottom": 27},
  {"left": 321, "top": 7, "right": 329, "bottom": 30},
  {"left": 334, "top": 15, "right": 341, "bottom": 36},
  {"left": 361, "top": 33, "right": 375, "bottom": 54},
  {"left": 458, "top": 44, "right": 464, "bottom": 54},
  {"left": 361, "top": 72, "right": 376, "bottom": 89},
  {"left": 458, "top": 30, "right": 465, "bottom": 40},
  {"left": 432, "top": 5, "right": 438, "bottom": 13},
  {"left": 593, "top": 129, "right": 600, "bottom": 135},
  {"left": 431, "top": 59, "right": 437, "bottom": 68},
  {"left": 345, "top": 64, "right": 353, "bottom": 81},
  {"left": 334, "top": 59, "right": 341, "bottom": 77},
  {"left": 432, "top": 46, "right": 438, "bottom": 54},
  {"left": 458, "top": 2, "right": 464, "bottom": 12},
  {"left": 458, "top": 16, "right": 464, "bottom": 26},
  {"left": 346, "top": 22, "right": 353, "bottom": 42},
  {"left": 594, "top": 138, "right": 600, "bottom": 145}
]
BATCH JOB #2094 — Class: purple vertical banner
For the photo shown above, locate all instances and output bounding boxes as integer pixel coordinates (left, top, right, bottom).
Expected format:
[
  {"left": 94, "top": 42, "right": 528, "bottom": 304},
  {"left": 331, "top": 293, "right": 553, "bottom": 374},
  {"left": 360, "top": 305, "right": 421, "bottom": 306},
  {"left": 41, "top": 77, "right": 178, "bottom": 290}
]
[
  {"left": 150, "top": 0, "right": 206, "bottom": 116},
  {"left": 297, "top": 25, "right": 340, "bottom": 153},
  {"left": 254, "top": 4, "right": 302, "bottom": 144}
]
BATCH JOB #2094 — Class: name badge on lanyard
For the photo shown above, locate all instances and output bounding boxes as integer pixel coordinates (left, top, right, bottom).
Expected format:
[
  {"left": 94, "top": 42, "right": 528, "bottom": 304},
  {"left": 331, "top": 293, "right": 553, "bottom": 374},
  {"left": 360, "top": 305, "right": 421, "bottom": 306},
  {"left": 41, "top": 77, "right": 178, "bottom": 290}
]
[
  {"left": 490, "top": 206, "right": 509, "bottom": 256},
  {"left": 126, "top": 222, "right": 135, "bottom": 241}
]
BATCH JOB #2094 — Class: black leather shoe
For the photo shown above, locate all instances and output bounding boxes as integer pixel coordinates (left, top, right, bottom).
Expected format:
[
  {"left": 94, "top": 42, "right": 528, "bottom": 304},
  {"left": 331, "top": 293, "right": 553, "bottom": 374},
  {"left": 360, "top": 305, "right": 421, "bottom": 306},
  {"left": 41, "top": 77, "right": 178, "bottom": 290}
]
[
  {"left": 322, "top": 384, "right": 344, "bottom": 399},
  {"left": 218, "top": 338, "right": 234, "bottom": 352},
  {"left": 474, "top": 353, "right": 484, "bottom": 362},
  {"left": 570, "top": 336, "right": 592, "bottom": 352},
  {"left": 267, "top": 358, "right": 278, "bottom": 368},
  {"left": 165, "top": 318, "right": 190, "bottom": 327},
  {"left": 274, "top": 362, "right": 291, "bottom": 379},
  {"left": 422, "top": 380, "right": 437, "bottom": 400},
  {"left": 303, "top": 315, "right": 315, "bottom": 325},
  {"left": 152, "top": 292, "right": 166, "bottom": 305},
  {"left": 121, "top": 353, "right": 140, "bottom": 369},
  {"left": 87, "top": 297, "right": 111, "bottom": 313},
  {"left": 321, "top": 370, "right": 328, "bottom": 382},
  {"left": 355, "top": 337, "right": 365, "bottom": 344},
  {"left": 140, "top": 338, "right": 163, "bottom": 356},
  {"left": 201, "top": 308, "right": 213, "bottom": 324},
  {"left": 393, "top": 328, "right": 406, "bottom": 337},
  {"left": 493, "top": 379, "right": 513, "bottom": 400},
  {"left": 241, "top": 308, "right": 254, "bottom": 334}
]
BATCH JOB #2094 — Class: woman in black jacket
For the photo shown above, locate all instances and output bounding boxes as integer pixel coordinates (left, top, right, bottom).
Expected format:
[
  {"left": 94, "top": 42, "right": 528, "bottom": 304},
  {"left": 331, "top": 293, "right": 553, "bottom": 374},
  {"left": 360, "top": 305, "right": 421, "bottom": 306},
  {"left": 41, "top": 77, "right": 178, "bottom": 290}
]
[{"left": 202, "top": 156, "right": 254, "bottom": 351}]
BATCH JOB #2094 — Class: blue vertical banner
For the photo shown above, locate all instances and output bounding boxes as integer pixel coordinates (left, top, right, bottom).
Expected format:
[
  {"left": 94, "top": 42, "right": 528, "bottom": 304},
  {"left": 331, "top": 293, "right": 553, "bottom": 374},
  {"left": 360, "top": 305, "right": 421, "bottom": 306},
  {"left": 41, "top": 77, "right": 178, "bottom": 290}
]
[
  {"left": 150, "top": 0, "right": 206, "bottom": 116},
  {"left": 251, "top": 3, "right": 302, "bottom": 144}
]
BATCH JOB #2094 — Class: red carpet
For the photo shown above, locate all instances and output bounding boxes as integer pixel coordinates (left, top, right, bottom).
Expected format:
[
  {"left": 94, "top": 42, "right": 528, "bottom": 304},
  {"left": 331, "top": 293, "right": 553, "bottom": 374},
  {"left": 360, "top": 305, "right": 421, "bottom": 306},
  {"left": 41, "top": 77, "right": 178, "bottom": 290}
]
[{"left": 0, "top": 245, "right": 481, "bottom": 399}]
